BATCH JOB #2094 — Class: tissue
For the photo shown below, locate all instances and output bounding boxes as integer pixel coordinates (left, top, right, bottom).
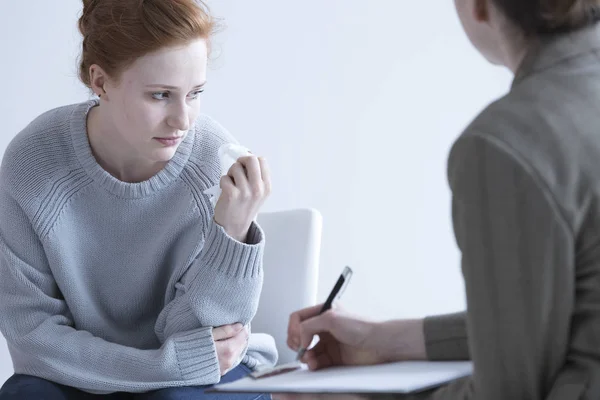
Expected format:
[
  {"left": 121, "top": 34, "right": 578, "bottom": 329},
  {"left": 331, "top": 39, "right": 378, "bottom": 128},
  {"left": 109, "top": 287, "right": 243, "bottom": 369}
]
[{"left": 203, "top": 143, "right": 252, "bottom": 207}]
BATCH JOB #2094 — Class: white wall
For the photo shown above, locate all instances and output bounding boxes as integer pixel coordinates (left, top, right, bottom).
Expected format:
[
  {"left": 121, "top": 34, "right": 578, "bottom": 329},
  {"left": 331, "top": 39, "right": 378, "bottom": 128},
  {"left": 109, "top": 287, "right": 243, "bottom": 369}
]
[
  {"left": 189, "top": 0, "right": 513, "bottom": 318},
  {"left": 0, "top": 0, "right": 511, "bottom": 381}
]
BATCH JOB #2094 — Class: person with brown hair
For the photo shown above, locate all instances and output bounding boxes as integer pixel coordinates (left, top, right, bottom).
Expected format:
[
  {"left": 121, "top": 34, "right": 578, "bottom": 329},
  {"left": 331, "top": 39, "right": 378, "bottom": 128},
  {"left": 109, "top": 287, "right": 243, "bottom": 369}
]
[
  {"left": 284, "top": 0, "right": 600, "bottom": 399},
  {"left": 0, "top": 0, "right": 275, "bottom": 399}
]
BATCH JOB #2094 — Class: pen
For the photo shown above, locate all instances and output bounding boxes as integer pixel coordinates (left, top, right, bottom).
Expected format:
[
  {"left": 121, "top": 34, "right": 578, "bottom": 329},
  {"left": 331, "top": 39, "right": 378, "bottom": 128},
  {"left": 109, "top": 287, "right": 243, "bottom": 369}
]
[{"left": 296, "top": 266, "right": 353, "bottom": 361}]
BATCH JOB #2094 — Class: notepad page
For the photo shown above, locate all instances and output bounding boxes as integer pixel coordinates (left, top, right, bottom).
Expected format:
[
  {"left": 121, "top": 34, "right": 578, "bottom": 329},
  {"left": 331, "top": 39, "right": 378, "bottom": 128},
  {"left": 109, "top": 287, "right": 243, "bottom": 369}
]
[{"left": 213, "top": 361, "right": 473, "bottom": 394}]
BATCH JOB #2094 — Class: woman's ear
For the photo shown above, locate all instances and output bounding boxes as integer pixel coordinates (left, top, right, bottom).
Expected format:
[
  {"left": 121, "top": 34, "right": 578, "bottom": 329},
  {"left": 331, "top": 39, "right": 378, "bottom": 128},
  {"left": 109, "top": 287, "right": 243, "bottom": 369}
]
[{"left": 89, "top": 64, "right": 108, "bottom": 99}]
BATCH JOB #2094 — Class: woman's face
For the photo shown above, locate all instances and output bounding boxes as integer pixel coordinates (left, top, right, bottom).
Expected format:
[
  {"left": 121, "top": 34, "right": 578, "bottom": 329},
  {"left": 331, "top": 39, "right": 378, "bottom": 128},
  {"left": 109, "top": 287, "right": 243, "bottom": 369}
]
[
  {"left": 454, "top": 0, "right": 505, "bottom": 66},
  {"left": 100, "top": 39, "right": 208, "bottom": 164}
]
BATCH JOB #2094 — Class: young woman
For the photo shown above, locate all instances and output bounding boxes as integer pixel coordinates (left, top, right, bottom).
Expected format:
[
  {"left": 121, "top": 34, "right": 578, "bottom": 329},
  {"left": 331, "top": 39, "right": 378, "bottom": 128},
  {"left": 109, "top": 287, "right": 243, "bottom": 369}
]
[{"left": 0, "top": 0, "right": 275, "bottom": 398}]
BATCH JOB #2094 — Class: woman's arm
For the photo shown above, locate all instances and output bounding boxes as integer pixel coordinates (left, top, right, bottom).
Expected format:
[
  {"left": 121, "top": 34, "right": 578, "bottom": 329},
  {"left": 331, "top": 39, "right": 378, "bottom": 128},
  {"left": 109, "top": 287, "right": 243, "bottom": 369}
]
[
  {"left": 153, "top": 118, "right": 277, "bottom": 369},
  {"left": 423, "top": 312, "right": 470, "bottom": 361},
  {"left": 154, "top": 219, "right": 265, "bottom": 340},
  {"left": 0, "top": 184, "right": 221, "bottom": 394}
]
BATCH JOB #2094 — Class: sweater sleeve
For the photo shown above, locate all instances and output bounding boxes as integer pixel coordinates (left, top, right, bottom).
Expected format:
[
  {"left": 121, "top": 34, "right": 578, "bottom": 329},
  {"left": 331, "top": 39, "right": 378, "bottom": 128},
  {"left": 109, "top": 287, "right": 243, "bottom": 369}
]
[
  {"left": 0, "top": 182, "right": 221, "bottom": 394},
  {"left": 153, "top": 221, "right": 276, "bottom": 367},
  {"left": 155, "top": 220, "right": 265, "bottom": 340},
  {"left": 152, "top": 213, "right": 279, "bottom": 370}
]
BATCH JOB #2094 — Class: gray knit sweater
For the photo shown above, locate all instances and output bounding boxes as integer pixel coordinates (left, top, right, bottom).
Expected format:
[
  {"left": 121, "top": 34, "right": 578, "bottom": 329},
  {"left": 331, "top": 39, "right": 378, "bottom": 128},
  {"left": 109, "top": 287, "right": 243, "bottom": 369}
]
[{"left": 0, "top": 100, "right": 278, "bottom": 394}]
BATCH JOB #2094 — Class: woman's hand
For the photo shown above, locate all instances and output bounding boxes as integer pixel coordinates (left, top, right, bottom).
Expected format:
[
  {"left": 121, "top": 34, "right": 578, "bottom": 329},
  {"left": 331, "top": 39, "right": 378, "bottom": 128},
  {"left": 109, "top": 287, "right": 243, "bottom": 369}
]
[
  {"left": 287, "top": 304, "right": 427, "bottom": 371},
  {"left": 213, "top": 323, "right": 249, "bottom": 375},
  {"left": 213, "top": 155, "right": 271, "bottom": 243}
]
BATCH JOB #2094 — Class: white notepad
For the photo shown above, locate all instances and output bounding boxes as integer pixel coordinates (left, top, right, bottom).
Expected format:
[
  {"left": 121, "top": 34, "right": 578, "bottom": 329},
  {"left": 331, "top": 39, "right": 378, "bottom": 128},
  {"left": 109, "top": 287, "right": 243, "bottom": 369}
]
[{"left": 211, "top": 361, "right": 473, "bottom": 394}]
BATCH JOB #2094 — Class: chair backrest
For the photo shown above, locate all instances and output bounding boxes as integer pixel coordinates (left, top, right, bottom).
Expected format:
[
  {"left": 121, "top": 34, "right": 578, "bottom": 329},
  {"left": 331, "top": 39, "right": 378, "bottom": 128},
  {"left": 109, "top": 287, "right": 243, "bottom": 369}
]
[{"left": 254, "top": 208, "right": 322, "bottom": 365}]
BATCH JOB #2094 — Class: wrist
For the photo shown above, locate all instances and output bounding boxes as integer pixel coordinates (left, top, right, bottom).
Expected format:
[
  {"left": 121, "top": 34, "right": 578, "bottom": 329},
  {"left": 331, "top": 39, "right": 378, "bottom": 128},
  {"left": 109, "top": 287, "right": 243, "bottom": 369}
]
[
  {"left": 213, "top": 218, "right": 249, "bottom": 243},
  {"left": 228, "top": 229, "right": 248, "bottom": 243},
  {"left": 373, "top": 319, "right": 427, "bottom": 363}
]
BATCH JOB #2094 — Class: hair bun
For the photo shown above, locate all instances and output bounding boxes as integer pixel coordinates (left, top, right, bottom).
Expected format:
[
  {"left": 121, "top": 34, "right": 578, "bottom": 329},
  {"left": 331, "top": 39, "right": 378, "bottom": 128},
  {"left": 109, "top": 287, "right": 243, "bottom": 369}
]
[
  {"left": 79, "top": 0, "right": 99, "bottom": 36},
  {"left": 539, "top": 0, "right": 600, "bottom": 32},
  {"left": 493, "top": 0, "right": 600, "bottom": 35},
  {"left": 82, "top": 0, "right": 97, "bottom": 9}
]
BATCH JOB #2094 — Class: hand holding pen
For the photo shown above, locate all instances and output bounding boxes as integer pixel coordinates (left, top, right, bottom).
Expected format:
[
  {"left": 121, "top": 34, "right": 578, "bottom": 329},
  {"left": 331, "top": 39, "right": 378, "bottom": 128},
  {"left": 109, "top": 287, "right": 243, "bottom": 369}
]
[{"left": 286, "top": 266, "right": 427, "bottom": 371}]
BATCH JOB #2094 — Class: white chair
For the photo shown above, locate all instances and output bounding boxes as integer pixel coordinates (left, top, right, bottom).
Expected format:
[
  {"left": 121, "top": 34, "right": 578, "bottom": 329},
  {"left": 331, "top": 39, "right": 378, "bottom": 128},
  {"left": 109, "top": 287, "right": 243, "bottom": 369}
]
[{"left": 254, "top": 208, "right": 322, "bottom": 365}]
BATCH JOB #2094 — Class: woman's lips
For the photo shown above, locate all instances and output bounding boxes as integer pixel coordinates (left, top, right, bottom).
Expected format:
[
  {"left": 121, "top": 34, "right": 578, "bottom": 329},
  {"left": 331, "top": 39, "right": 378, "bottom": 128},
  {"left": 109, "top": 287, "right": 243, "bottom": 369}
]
[{"left": 154, "top": 136, "right": 183, "bottom": 147}]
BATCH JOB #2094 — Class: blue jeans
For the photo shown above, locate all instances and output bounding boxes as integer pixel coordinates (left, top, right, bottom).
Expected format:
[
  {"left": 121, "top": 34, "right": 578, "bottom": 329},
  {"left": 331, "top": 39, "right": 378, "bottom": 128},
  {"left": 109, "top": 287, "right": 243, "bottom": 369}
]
[{"left": 0, "top": 364, "right": 270, "bottom": 400}]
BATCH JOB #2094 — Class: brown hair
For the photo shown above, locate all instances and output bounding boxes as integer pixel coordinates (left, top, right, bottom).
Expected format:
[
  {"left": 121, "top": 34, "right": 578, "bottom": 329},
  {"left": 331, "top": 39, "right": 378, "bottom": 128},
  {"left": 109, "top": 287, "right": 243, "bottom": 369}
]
[
  {"left": 78, "top": 0, "right": 217, "bottom": 88},
  {"left": 492, "top": 0, "right": 600, "bottom": 35}
]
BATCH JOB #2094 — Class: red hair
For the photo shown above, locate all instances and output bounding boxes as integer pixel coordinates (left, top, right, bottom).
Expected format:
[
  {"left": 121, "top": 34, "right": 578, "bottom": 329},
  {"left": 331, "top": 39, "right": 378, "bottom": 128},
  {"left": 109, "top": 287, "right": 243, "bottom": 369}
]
[{"left": 78, "top": 0, "right": 217, "bottom": 88}]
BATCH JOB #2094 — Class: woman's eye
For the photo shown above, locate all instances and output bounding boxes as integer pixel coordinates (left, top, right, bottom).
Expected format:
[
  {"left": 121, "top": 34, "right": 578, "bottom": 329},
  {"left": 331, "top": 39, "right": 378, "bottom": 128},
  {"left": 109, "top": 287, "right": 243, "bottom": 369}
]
[
  {"left": 189, "top": 89, "right": 205, "bottom": 99},
  {"left": 151, "top": 92, "right": 169, "bottom": 100}
]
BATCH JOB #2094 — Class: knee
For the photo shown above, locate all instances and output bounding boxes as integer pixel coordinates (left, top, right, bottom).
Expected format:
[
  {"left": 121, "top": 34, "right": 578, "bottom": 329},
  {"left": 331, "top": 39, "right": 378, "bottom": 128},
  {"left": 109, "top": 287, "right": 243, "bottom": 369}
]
[{"left": 0, "top": 374, "right": 66, "bottom": 399}]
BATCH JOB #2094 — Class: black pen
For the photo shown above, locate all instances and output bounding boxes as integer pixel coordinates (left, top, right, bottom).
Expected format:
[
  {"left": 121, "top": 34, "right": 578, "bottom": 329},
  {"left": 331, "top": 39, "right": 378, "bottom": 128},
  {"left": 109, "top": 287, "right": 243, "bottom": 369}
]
[{"left": 296, "top": 266, "right": 353, "bottom": 361}]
